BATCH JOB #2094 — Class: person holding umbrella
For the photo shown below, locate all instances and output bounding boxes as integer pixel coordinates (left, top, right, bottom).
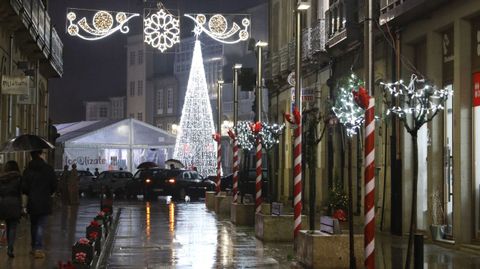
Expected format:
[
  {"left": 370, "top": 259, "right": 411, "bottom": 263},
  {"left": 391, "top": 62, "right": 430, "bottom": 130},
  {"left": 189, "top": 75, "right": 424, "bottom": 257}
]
[
  {"left": 22, "top": 150, "right": 57, "bottom": 259},
  {"left": 0, "top": 160, "right": 23, "bottom": 258}
]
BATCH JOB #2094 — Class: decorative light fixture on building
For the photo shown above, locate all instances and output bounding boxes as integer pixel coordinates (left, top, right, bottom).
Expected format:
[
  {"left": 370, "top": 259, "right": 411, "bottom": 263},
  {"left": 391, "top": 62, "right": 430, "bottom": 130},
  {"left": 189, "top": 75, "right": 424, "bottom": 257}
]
[
  {"left": 143, "top": 2, "right": 180, "bottom": 52},
  {"left": 184, "top": 13, "right": 250, "bottom": 44},
  {"left": 66, "top": 8, "right": 139, "bottom": 41}
]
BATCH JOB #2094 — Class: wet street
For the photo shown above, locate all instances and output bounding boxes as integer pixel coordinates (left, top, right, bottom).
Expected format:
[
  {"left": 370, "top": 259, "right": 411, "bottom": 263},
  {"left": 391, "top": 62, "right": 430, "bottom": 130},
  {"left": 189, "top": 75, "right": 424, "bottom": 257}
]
[
  {"left": 106, "top": 200, "right": 292, "bottom": 268},
  {"left": 1, "top": 197, "right": 480, "bottom": 268}
]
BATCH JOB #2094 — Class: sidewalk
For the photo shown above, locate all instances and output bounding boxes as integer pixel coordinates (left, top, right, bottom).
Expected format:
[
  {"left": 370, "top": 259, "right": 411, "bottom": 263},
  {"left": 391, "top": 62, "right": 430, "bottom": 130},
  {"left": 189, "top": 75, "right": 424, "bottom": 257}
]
[{"left": 0, "top": 198, "right": 104, "bottom": 269}]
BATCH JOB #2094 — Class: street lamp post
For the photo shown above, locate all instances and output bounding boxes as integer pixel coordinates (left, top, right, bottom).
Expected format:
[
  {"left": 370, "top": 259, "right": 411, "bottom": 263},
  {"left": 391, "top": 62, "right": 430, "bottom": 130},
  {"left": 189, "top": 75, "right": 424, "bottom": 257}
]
[
  {"left": 255, "top": 41, "right": 267, "bottom": 214},
  {"left": 293, "top": 0, "right": 309, "bottom": 241},
  {"left": 232, "top": 64, "right": 242, "bottom": 203},
  {"left": 216, "top": 80, "right": 224, "bottom": 193}
]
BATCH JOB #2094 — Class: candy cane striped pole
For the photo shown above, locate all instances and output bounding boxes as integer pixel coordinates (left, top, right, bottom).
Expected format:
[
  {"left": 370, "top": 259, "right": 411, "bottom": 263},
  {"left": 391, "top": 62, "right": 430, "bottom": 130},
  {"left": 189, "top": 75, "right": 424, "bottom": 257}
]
[
  {"left": 293, "top": 111, "right": 302, "bottom": 237},
  {"left": 228, "top": 130, "right": 240, "bottom": 203},
  {"left": 216, "top": 140, "right": 222, "bottom": 193},
  {"left": 364, "top": 98, "right": 375, "bottom": 269},
  {"left": 255, "top": 136, "right": 262, "bottom": 213}
]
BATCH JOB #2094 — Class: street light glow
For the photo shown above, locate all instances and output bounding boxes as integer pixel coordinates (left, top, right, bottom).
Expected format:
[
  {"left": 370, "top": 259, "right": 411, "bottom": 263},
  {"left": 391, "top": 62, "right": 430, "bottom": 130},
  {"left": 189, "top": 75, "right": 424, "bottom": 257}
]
[
  {"left": 234, "top": 64, "right": 242, "bottom": 69},
  {"left": 297, "top": 1, "right": 311, "bottom": 10},
  {"left": 255, "top": 41, "right": 268, "bottom": 47}
]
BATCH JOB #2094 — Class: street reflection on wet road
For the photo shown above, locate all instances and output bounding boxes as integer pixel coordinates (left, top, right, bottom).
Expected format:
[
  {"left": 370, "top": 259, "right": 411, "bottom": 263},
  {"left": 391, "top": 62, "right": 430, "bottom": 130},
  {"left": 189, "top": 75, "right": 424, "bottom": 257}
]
[{"left": 107, "top": 200, "right": 286, "bottom": 268}]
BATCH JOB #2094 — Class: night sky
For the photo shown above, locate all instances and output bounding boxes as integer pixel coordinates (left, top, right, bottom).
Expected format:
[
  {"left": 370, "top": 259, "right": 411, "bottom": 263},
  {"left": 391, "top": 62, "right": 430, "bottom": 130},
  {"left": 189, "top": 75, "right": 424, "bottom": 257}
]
[{"left": 48, "top": 0, "right": 267, "bottom": 124}]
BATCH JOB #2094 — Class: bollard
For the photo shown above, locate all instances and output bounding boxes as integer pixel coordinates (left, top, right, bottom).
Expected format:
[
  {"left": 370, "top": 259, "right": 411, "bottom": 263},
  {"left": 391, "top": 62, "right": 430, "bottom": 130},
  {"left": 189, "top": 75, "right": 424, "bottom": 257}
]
[{"left": 414, "top": 233, "right": 424, "bottom": 269}]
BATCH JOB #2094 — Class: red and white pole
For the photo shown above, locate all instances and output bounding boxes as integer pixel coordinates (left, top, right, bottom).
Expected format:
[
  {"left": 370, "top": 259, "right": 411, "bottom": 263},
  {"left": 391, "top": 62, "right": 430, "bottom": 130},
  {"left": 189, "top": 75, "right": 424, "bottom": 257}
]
[
  {"left": 364, "top": 98, "right": 375, "bottom": 269},
  {"left": 213, "top": 133, "right": 222, "bottom": 193},
  {"left": 284, "top": 106, "right": 302, "bottom": 237},
  {"left": 250, "top": 122, "right": 263, "bottom": 213},
  {"left": 228, "top": 130, "right": 239, "bottom": 203}
]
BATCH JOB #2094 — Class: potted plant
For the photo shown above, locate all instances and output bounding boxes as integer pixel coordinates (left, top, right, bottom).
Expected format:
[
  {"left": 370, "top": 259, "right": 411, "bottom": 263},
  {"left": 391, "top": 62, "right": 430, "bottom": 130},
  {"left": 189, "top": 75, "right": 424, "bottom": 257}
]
[
  {"left": 326, "top": 185, "right": 348, "bottom": 222},
  {"left": 72, "top": 252, "right": 90, "bottom": 269},
  {"left": 72, "top": 238, "right": 94, "bottom": 265},
  {"left": 430, "top": 190, "right": 445, "bottom": 240}
]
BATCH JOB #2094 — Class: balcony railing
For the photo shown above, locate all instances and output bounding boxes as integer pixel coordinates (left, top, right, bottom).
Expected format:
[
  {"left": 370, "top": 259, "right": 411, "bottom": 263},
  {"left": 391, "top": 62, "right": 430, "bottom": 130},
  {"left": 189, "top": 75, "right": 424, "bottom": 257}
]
[
  {"left": 326, "top": 0, "right": 347, "bottom": 47},
  {"left": 302, "top": 19, "right": 326, "bottom": 60},
  {"left": 6, "top": 0, "right": 64, "bottom": 77},
  {"left": 379, "top": 0, "right": 448, "bottom": 25},
  {"left": 279, "top": 45, "right": 289, "bottom": 73},
  {"left": 271, "top": 52, "right": 279, "bottom": 77}
]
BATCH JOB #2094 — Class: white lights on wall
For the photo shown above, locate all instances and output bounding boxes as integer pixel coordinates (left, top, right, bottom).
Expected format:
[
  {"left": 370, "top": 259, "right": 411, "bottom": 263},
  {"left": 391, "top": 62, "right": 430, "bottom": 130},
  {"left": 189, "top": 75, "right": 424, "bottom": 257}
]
[
  {"left": 184, "top": 13, "right": 250, "bottom": 44},
  {"left": 67, "top": 9, "right": 139, "bottom": 41}
]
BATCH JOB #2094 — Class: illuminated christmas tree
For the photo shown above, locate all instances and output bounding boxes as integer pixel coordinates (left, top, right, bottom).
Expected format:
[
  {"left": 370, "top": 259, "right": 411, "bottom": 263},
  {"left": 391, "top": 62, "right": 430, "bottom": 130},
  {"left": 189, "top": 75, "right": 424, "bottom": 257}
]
[{"left": 173, "top": 40, "right": 216, "bottom": 176}]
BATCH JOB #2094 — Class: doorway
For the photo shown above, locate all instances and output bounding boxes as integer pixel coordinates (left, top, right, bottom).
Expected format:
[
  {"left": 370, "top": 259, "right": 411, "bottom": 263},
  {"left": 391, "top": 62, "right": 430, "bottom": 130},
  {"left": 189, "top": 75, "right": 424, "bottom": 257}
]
[{"left": 444, "top": 84, "right": 454, "bottom": 240}]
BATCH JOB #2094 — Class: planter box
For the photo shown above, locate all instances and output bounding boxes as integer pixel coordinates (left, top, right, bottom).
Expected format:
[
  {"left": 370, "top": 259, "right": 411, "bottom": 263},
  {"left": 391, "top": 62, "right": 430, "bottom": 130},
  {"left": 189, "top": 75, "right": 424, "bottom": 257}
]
[
  {"left": 86, "top": 225, "right": 104, "bottom": 253},
  {"left": 72, "top": 262, "right": 91, "bottom": 269},
  {"left": 205, "top": 191, "right": 216, "bottom": 210},
  {"left": 231, "top": 203, "right": 255, "bottom": 226},
  {"left": 296, "top": 230, "right": 364, "bottom": 269},
  {"left": 255, "top": 213, "right": 309, "bottom": 242},
  {"left": 215, "top": 194, "right": 232, "bottom": 216}
]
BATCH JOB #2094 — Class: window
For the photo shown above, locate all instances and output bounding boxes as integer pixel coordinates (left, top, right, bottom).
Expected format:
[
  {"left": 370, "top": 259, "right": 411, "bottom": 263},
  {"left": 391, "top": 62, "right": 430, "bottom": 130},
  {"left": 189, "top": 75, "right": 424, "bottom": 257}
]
[
  {"left": 137, "top": 112, "right": 143, "bottom": 121},
  {"left": 137, "top": 80, "right": 143, "bottom": 96},
  {"left": 129, "top": 81, "right": 135, "bottom": 96},
  {"left": 156, "top": 89, "right": 164, "bottom": 114},
  {"left": 129, "top": 51, "right": 135, "bottom": 65},
  {"left": 99, "top": 107, "right": 108, "bottom": 118},
  {"left": 138, "top": 50, "right": 143, "bottom": 64},
  {"left": 167, "top": 88, "right": 173, "bottom": 113}
]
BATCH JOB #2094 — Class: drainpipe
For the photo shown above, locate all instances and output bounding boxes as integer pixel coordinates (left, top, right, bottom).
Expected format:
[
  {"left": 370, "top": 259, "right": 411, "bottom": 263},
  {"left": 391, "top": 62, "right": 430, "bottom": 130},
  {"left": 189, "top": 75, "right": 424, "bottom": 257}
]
[
  {"left": 35, "top": 60, "right": 40, "bottom": 135},
  {"left": 8, "top": 35, "right": 14, "bottom": 138}
]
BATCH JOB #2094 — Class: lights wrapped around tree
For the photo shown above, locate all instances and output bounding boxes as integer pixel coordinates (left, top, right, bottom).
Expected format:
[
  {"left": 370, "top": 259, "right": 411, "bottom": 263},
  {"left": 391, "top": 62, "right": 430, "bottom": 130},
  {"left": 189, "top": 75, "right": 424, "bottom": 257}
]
[
  {"left": 234, "top": 121, "right": 284, "bottom": 151},
  {"left": 66, "top": 9, "right": 139, "bottom": 41},
  {"left": 381, "top": 74, "right": 452, "bottom": 129},
  {"left": 332, "top": 73, "right": 365, "bottom": 137}
]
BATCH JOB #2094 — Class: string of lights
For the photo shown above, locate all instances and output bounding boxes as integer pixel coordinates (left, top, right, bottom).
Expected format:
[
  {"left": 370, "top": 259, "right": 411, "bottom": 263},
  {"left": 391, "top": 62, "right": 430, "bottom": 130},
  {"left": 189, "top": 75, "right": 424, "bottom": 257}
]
[{"left": 332, "top": 73, "right": 365, "bottom": 137}]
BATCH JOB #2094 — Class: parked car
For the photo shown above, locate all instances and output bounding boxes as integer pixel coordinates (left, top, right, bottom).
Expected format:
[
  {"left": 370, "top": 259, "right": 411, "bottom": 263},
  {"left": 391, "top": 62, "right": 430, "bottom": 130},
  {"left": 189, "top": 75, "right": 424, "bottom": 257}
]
[
  {"left": 205, "top": 174, "right": 233, "bottom": 191},
  {"left": 127, "top": 168, "right": 215, "bottom": 200},
  {"left": 87, "top": 170, "right": 133, "bottom": 197},
  {"left": 77, "top": 170, "right": 96, "bottom": 195},
  {"left": 238, "top": 169, "right": 269, "bottom": 199}
]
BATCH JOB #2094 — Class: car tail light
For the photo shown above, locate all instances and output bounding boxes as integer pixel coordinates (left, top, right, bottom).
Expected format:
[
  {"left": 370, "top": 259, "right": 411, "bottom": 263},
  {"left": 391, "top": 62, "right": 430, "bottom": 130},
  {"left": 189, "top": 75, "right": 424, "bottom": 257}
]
[
  {"left": 145, "top": 178, "right": 152, "bottom": 184},
  {"left": 167, "top": 178, "right": 176, "bottom": 184}
]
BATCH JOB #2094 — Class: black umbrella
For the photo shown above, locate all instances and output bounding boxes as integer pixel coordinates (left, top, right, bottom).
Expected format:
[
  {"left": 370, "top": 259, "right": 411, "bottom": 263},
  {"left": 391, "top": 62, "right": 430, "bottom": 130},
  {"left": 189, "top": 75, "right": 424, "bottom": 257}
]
[
  {"left": 137, "top": 161, "right": 159, "bottom": 169},
  {"left": 165, "top": 159, "right": 184, "bottom": 169},
  {"left": 0, "top": 134, "right": 55, "bottom": 153}
]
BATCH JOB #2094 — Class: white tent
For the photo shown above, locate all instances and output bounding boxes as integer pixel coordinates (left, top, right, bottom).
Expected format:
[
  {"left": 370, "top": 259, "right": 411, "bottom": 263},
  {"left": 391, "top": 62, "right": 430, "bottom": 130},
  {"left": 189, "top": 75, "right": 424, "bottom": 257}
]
[{"left": 55, "top": 118, "right": 176, "bottom": 173}]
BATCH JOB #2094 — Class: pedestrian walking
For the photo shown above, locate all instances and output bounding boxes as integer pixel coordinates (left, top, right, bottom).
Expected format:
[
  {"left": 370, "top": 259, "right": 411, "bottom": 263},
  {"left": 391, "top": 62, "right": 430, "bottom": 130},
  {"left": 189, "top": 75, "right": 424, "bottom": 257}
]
[
  {"left": 94, "top": 168, "right": 100, "bottom": 177},
  {"left": 59, "top": 165, "right": 69, "bottom": 205},
  {"left": 67, "top": 163, "right": 79, "bottom": 205},
  {"left": 22, "top": 150, "right": 57, "bottom": 259},
  {"left": 0, "top": 160, "right": 23, "bottom": 258}
]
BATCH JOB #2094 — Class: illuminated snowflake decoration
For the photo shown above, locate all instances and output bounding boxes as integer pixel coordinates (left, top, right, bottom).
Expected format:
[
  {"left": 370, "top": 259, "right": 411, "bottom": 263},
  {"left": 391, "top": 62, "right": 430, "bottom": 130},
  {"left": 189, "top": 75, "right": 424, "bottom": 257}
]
[
  {"left": 66, "top": 9, "right": 139, "bottom": 41},
  {"left": 185, "top": 13, "right": 250, "bottom": 44},
  {"left": 144, "top": 8, "right": 180, "bottom": 52}
]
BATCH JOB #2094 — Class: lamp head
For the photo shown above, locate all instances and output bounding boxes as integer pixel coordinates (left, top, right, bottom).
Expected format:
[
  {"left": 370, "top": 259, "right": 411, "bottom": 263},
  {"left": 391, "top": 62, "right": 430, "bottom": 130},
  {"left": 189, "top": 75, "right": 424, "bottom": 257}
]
[
  {"left": 234, "top": 64, "right": 243, "bottom": 69},
  {"left": 255, "top": 41, "right": 268, "bottom": 47},
  {"left": 297, "top": 0, "right": 311, "bottom": 10}
]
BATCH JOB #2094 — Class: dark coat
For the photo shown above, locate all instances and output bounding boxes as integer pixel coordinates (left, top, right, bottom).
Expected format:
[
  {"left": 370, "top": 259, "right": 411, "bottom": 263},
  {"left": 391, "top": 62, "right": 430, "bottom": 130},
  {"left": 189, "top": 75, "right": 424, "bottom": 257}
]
[
  {"left": 0, "top": 171, "right": 22, "bottom": 220},
  {"left": 22, "top": 158, "right": 57, "bottom": 216}
]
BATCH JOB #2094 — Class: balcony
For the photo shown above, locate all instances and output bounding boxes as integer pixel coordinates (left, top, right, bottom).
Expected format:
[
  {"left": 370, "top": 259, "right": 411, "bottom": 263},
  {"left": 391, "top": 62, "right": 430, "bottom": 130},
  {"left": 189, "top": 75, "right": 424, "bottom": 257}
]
[
  {"left": 0, "top": 0, "right": 64, "bottom": 77},
  {"left": 271, "top": 52, "right": 279, "bottom": 77},
  {"left": 325, "top": 0, "right": 360, "bottom": 52},
  {"left": 302, "top": 19, "right": 327, "bottom": 61},
  {"left": 279, "top": 45, "right": 289, "bottom": 73},
  {"left": 379, "top": 0, "right": 449, "bottom": 25}
]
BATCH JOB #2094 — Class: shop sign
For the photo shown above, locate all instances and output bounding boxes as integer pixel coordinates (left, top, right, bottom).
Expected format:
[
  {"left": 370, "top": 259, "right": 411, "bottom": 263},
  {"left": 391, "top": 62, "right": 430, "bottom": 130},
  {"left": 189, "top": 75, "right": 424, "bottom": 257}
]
[
  {"left": 1, "top": 75, "right": 29, "bottom": 95},
  {"left": 474, "top": 72, "right": 480, "bottom": 107}
]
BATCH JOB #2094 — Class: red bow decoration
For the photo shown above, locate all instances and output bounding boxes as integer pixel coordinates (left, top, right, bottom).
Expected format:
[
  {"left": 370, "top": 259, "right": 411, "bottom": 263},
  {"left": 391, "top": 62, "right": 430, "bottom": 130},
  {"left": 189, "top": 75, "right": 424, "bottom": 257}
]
[
  {"left": 90, "top": 220, "right": 100, "bottom": 227},
  {"left": 333, "top": 209, "right": 347, "bottom": 222},
  {"left": 250, "top": 121, "right": 262, "bottom": 134},
  {"left": 227, "top": 129, "right": 236, "bottom": 140},
  {"left": 284, "top": 105, "right": 301, "bottom": 125},
  {"left": 352, "top": 86, "right": 370, "bottom": 109},
  {"left": 212, "top": 133, "right": 221, "bottom": 143}
]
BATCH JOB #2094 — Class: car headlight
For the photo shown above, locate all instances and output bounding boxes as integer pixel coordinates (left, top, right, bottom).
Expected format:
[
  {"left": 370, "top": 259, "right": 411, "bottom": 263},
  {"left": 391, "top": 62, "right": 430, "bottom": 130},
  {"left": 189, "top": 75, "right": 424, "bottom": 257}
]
[
  {"left": 145, "top": 178, "right": 152, "bottom": 183},
  {"left": 167, "top": 178, "right": 176, "bottom": 184}
]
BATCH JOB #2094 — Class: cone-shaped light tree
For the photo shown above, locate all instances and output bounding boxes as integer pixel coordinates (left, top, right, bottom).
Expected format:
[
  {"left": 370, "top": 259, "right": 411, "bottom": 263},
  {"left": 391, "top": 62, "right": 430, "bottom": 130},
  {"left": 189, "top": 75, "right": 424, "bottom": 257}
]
[{"left": 173, "top": 40, "right": 217, "bottom": 176}]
